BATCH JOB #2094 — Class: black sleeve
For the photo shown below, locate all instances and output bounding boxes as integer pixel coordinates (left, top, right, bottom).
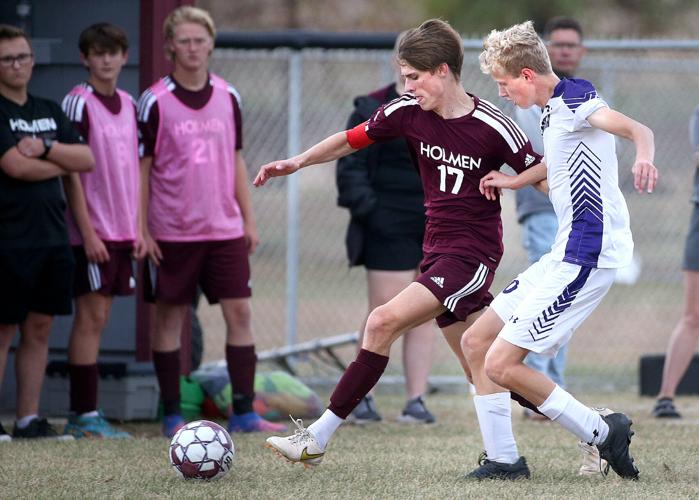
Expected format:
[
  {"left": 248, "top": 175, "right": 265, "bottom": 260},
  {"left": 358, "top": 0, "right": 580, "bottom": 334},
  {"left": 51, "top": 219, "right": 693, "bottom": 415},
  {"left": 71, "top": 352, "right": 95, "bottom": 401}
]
[
  {"left": 336, "top": 105, "right": 378, "bottom": 219},
  {"left": 0, "top": 119, "right": 16, "bottom": 158},
  {"left": 51, "top": 101, "right": 84, "bottom": 144}
]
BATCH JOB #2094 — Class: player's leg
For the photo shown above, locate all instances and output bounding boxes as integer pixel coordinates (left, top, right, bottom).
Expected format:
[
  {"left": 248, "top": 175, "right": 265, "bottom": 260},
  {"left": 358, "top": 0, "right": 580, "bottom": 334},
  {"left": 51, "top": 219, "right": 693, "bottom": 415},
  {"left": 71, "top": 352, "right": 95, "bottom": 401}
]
[
  {"left": 266, "top": 282, "right": 444, "bottom": 466},
  {"left": 653, "top": 270, "right": 699, "bottom": 418},
  {"left": 0, "top": 324, "right": 16, "bottom": 441},
  {"left": 487, "top": 263, "right": 638, "bottom": 479},
  {"left": 398, "top": 312, "right": 438, "bottom": 424},
  {"left": 150, "top": 241, "right": 204, "bottom": 437},
  {"left": 14, "top": 246, "right": 74, "bottom": 440},
  {"left": 351, "top": 269, "right": 416, "bottom": 424}
]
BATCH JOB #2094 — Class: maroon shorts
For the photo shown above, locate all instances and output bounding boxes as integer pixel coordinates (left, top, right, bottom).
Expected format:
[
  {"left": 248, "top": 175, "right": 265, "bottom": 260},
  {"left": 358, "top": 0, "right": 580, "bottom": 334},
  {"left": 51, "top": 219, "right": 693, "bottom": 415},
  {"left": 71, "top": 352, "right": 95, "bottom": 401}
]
[
  {"left": 416, "top": 253, "right": 495, "bottom": 328},
  {"left": 144, "top": 237, "right": 251, "bottom": 305},
  {"left": 73, "top": 243, "right": 135, "bottom": 297}
]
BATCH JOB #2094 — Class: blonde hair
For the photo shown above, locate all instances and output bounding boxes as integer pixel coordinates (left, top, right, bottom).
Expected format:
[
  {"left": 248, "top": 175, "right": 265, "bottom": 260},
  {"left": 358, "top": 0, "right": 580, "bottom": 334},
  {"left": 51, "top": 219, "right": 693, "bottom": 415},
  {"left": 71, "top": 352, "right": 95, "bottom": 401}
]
[
  {"left": 479, "top": 21, "right": 552, "bottom": 77},
  {"left": 163, "top": 6, "right": 216, "bottom": 60}
]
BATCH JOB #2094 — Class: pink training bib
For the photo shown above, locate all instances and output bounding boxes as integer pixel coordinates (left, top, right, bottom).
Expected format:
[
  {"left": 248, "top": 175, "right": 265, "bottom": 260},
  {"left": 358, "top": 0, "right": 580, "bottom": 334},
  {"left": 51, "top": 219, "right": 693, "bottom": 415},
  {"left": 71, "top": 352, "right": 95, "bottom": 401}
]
[
  {"left": 148, "top": 74, "right": 243, "bottom": 241},
  {"left": 65, "top": 86, "right": 139, "bottom": 244}
]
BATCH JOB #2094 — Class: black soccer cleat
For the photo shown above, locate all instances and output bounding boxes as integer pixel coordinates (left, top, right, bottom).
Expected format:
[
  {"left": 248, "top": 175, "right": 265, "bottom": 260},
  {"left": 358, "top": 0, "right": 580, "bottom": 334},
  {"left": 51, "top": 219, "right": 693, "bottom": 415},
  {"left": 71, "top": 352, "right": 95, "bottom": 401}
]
[
  {"left": 596, "top": 413, "right": 639, "bottom": 480},
  {"left": 652, "top": 397, "right": 681, "bottom": 418},
  {"left": 465, "top": 452, "right": 531, "bottom": 480}
]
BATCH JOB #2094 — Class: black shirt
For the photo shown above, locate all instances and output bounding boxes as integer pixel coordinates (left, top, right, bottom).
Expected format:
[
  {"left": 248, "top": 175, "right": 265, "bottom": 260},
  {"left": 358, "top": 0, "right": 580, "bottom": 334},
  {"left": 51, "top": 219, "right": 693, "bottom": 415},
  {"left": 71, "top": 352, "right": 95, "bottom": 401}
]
[{"left": 0, "top": 93, "right": 83, "bottom": 249}]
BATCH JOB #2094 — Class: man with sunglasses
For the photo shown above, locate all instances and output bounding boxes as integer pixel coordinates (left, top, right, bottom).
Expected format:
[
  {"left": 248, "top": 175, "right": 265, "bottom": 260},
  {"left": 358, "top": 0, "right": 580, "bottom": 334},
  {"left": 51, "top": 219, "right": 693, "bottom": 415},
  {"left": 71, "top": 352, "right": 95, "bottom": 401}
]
[{"left": 0, "top": 24, "right": 94, "bottom": 440}]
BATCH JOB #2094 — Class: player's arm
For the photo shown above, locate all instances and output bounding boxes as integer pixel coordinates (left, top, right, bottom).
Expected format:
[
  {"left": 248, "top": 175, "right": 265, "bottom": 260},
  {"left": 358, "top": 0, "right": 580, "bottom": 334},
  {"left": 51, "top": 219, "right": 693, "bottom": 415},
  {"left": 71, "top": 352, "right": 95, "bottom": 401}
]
[
  {"left": 0, "top": 146, "right": 69, "bottom": 180},
  {"left": 63, "top": 173, "right": 109, "bottom": 263},
  {"left": 234, "top": 151, "right": 259, "bottom": 254},
  {"left": 587, "top": 107, "right": 658, "bottom": 194},
  {"left": 253, "top": 129, "right": 363, "bottom": 187},
  {"left": 16, "top": 136, "right": 94, "bottom": 172},
  {"left": 479, "top": 162, "right": 548, "bottom": 201},
  {"left": 138, "top": 156, "right": 162, "bottom": 264}
]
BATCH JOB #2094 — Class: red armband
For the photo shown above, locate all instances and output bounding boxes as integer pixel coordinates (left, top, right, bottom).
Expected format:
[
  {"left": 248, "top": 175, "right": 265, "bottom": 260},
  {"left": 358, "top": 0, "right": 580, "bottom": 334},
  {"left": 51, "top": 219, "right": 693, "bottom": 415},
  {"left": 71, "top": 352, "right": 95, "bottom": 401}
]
[{"left": 345, "top": 122, "right": 374, "bottom": 150}]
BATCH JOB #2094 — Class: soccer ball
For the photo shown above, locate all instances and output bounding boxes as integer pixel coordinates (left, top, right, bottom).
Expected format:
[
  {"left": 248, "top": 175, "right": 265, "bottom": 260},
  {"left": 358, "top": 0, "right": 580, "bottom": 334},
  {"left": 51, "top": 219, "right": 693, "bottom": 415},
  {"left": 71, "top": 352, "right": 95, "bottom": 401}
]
[{"left": 169, "top": 420, "right": 235, "bottom": 480}]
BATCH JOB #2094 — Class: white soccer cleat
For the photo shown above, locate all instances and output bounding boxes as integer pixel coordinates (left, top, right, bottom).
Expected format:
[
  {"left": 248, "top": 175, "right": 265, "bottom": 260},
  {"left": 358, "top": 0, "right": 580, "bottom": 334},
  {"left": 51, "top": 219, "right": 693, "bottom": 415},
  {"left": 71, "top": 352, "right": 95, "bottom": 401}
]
[
  {"left": 578, "top": 407, "right": 613, "bottom": 477},
  {"left": 265, "top": 417, "right": 325, "bottom": 468}
]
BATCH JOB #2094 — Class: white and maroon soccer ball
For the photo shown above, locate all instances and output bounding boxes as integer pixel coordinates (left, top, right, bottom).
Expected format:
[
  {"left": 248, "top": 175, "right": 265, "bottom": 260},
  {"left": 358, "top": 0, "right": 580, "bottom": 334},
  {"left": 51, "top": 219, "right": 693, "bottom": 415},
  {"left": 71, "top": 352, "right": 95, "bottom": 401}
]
[{"left": 169, "top": 420, "right": 235, "bottom": 480}]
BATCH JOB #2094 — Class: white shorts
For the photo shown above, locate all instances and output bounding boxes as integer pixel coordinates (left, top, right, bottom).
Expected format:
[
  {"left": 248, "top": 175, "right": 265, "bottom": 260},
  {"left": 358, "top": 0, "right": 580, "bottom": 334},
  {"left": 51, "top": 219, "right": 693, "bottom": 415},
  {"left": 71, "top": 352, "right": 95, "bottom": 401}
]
[{"left": 490, "top": 254, "right": 616, "bottom": 357}]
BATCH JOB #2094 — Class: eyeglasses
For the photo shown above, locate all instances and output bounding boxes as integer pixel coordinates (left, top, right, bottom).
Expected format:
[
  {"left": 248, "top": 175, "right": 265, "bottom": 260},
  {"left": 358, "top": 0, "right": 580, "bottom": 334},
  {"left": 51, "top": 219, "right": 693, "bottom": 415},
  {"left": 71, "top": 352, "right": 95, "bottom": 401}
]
[
  {"left": 546, "top": 42, "right": 582, "bottom": 50},
  {"left": 0, "top": 53, "right": 33, "bottom": 67}
]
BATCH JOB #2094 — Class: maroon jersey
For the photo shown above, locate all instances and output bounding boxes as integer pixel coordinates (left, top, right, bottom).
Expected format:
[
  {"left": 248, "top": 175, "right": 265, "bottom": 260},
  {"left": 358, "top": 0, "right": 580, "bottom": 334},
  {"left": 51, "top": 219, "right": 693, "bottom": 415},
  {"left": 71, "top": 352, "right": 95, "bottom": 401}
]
[
  {"left": 137, "top": 74, "right": 242, "bottom": 158},
  {"left": 364, "top": 93, "right": 542, "bottom": 270},
  {"left": 62, "top": 82, "right": 136, "bottom": 142}
]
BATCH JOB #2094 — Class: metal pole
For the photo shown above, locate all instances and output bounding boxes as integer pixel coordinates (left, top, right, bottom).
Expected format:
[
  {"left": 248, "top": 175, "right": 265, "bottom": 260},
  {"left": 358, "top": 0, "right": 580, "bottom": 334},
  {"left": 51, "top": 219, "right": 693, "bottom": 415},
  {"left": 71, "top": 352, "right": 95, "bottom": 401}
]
[{"left": 286, "top": 51, "right": 302, "bottom": 347}]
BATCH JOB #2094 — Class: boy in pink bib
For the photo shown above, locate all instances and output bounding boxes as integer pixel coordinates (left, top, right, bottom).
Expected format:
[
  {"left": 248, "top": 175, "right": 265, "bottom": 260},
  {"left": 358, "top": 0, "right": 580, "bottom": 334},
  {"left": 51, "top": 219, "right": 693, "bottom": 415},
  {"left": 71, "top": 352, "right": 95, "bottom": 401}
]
[
  {"left": 61, "top": 23, "right": 140, "bottom": 439},
  {"left": 137, "top": 6, "right": 285, "bottom": 437}
]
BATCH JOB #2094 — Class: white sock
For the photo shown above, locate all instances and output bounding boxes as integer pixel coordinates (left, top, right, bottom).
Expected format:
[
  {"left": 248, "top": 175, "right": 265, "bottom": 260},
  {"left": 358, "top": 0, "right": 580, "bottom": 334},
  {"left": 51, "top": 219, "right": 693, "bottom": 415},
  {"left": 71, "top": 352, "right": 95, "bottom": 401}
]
[
  {"left": 473, "top": 392, "right": 519, "bottom": 464},
  {"left": 537, "top": 385, "right": 609, "bottom": 445},
  {"left": 16, "top": 414, "right": 38, "bottom": 429},
  {"left": 308, "top": 409, "right": 344, "bottom": 449},
  {"left": 80, "top": 410, "right": 100, "bottom": 418}
]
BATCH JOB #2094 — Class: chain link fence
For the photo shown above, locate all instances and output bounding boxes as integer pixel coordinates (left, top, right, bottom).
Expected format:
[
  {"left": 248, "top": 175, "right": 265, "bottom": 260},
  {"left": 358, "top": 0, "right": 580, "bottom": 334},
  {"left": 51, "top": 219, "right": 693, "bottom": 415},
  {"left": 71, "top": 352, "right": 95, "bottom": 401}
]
[{"left": 198, "top": 40, "right": 699, "bottom": 391}]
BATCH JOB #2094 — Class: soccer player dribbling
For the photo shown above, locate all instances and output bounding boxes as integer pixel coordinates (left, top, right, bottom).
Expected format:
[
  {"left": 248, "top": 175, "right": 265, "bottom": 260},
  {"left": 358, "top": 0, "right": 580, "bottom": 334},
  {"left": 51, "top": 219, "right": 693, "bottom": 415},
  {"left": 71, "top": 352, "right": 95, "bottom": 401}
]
[
  {"left": 255, "top": 19, "right": 549, "bottom": 468},
  {"left": 458, "top": 20, "right": 658, "bottom": 480}
]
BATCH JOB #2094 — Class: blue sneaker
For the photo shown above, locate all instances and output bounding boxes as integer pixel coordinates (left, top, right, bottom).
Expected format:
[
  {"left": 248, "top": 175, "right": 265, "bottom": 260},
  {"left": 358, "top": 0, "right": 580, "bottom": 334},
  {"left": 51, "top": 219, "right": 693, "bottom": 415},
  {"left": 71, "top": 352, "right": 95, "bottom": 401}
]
[
  {"left": 64, "top": 411, "right": 131, "bottom": 439},
  {"left": 162, "top": 414, "right": 186, "bottom": 438},
  {"left": 228, "top": 411, "right": 287, "bottom": 433}
]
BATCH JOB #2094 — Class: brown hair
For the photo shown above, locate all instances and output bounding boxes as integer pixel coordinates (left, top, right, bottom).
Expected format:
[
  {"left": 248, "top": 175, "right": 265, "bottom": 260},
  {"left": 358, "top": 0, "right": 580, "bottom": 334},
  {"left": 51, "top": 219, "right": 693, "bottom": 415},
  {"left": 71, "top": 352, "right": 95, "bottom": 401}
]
[
  {"left": 398, "top": 19, "right": 463, "bottom": 80},
  {"left": 79, "top": 23, "right": 129, "bottom": 56},
  {"left": 543, "top": 16, "right": 583, "bottom": 41},
  {"left": 0, "top": 24, "right": 31, "bottom": 48}
]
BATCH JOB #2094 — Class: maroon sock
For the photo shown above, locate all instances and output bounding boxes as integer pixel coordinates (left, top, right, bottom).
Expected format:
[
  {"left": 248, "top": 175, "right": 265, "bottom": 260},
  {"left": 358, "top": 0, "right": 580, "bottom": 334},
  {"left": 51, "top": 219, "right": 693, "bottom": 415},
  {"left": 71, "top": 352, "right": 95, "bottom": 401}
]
[
  {"left": 152, "top": 349, "right": 181, "bottom": 416},
  {"left": 226, "top": 344, "right": 256, "bottom": 415},
  {"left": 510, "top": 391, "right": 544, "bottom": 416},
  {"left": 68, "top": 363, "right": 98, "bottom": 415},
  {"left": 328, "top": 349, "right": 389, "bottom": 419}
]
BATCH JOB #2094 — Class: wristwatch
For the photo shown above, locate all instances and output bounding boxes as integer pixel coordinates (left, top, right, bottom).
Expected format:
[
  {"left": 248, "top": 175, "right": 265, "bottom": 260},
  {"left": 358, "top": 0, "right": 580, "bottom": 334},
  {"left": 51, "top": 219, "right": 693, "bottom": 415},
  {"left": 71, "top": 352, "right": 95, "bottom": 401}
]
[{"left": 40, "top": 136, "right": 54, "bottom": 159}]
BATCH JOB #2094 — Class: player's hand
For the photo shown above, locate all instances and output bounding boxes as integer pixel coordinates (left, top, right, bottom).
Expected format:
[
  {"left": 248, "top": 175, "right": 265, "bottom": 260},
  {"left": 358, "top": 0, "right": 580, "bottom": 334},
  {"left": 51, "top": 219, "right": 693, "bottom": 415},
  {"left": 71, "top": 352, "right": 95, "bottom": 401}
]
[
  {"left": 16, "top": 137, "right": 44, "bottom": 158},
  {"left": 244, "top": 221, "right": 259, "bottom": 254},
  {"left": 479, "top": 170, "right": 513, "bottom": 200},
  {"left": 84, "top": 231, "right": 110, "bottom": 263},
  {"left": 132, "top": 237, "right": 148, "bottom": 260},
  {"left": 142, "top": 231, "right": 163, "bottom": 266},
  {"left": 253, "top": 158, "right": 301, "bottom": 186},
  {"left": 632, "top": 160, "right": 658, "bottom": 194}
]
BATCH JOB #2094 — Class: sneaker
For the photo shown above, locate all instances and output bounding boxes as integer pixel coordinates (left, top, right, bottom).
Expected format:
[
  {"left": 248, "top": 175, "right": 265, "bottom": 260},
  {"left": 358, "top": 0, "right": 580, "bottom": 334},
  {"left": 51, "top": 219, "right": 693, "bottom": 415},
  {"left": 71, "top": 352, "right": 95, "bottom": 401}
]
[
  {"left": 578, "top": 407, "right": 612, "bottom": 477},
  {"left": 0, "top": 422, "right": 11, "bottom": 442},
  {"left": 64, "top": 411, "right": 132, "bottom": 439},
  {"left": 347, "top": 395, "right": 382, "bottom": 425},
  {"left": 265, "top": 417, "right": 326, "bottom": 468},
  {"left": 652, "top": 397, "right": 681, "bottom": 418},
  {"left": 465, "top": 451, "right": 530, "bottom": 480},
  {"left": 396, "top": 396, "right": 436, "bottom": 424},
  {"left": 162, "top": 414, "right": 186, "bottom": 438},
  {"left": 596, "top": 413, "right": 639, "bottom": 480},
  {"left": 12, "top": 418, "right": 74, "bottom": 440},
  {"left": 228, "top": 411, "right": 287, "bottom": 433}
]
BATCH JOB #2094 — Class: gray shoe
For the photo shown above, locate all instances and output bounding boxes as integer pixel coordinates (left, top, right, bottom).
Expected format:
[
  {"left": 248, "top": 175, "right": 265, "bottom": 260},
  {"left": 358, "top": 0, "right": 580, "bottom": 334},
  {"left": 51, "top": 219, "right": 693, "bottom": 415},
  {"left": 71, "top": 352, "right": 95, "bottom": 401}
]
[
  {"left": 348, "top": 395, "right": 382, "bottom": 425},
  {"left": 397, "top": 396, "right": 436, "bottom": 424}
]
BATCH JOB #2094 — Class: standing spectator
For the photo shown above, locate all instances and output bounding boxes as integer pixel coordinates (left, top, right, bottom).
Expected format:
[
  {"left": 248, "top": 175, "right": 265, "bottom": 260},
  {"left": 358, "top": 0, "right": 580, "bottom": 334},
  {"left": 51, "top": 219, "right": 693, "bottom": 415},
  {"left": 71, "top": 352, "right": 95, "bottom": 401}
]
[
  {"left": 0, "top": 24, "right": 94, "bottom": 440},
  {"left": 652, "top": 105, "right": 699, "bottom": 418},
  {"left": 61, "top": 23, "right": 140, "bottom": 439},
  {"left": 337, "top": 46, "right": 438, "bottom": 424},
  {"left": 137, "top": 6, "right": 286, "bottom": 437},
  {"left": 513, "top": 17, "right": 587, "bottom": 399}
]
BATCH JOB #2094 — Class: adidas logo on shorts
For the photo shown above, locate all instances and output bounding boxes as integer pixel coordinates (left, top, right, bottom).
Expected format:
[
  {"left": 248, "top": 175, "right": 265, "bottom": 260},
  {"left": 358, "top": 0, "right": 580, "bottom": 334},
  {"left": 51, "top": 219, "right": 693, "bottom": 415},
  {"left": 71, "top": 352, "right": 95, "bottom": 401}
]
[{"left": 430, "top": 276, "right": 444, "bottom": 288}]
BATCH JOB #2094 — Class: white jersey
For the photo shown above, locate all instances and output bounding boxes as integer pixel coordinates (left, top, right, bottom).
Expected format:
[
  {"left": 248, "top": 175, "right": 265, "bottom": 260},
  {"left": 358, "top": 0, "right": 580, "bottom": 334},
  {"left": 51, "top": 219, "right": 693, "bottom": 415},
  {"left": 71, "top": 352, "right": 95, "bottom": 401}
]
[{"left": 542, "top": 79, "right": 633, "bottom": 268}]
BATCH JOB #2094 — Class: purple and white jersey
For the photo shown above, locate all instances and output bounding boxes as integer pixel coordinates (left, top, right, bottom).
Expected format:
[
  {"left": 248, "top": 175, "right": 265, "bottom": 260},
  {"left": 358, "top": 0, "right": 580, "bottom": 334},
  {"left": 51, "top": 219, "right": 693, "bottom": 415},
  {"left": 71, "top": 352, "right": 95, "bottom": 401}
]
[
  {"left": 365, "top": 93, "right": 542, "bottom": 270},
  {"left": 542, "top": 79, "right": 633, "bottom": 268}
]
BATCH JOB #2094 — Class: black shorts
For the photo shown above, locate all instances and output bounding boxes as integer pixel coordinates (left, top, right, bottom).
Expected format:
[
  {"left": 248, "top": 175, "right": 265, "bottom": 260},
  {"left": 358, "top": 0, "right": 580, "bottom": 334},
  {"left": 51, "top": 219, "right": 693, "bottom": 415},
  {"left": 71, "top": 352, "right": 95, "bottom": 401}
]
[
  {"left": 363, "top": 207, "right": 424, "bottom": 271},
  {"left": 0, "top": 245, "right": 74, "bottom": 324},
  {"left": 683, "top": 203, "right": 699, "bottom": 271}
]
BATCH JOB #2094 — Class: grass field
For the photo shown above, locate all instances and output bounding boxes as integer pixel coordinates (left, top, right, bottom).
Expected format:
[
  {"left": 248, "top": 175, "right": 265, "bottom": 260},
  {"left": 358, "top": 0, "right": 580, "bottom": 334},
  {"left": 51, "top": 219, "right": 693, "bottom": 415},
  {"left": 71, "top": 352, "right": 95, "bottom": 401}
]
[{"left": 2, "top": 391, "right": 698, "bottom": 499}]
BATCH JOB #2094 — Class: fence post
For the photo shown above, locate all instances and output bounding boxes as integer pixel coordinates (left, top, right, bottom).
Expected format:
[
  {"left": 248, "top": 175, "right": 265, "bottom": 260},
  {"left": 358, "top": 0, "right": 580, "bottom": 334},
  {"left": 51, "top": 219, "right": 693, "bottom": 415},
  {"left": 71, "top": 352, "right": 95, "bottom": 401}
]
[{"left": 286, "top": 50, "right": 302, "bottom": 347}]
